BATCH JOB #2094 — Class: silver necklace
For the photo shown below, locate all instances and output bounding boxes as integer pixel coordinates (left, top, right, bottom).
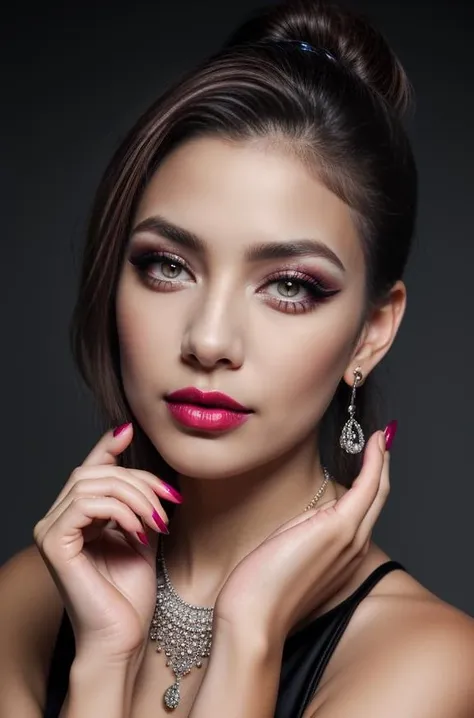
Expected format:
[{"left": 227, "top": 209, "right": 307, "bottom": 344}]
[{"left": 149, "top": 467, "right": 331, "bottom": 710}]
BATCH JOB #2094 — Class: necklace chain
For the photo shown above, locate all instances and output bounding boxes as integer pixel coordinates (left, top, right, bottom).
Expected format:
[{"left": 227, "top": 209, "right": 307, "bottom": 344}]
[
  {"left": 303, "top": 467, "right": 330, "bottom": 512},
  {"left": 149, "top": 467, "right": 331, "bottom": 710}
]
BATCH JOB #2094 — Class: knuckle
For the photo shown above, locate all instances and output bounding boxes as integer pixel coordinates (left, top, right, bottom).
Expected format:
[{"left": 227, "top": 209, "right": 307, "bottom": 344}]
[
  {"left": 32, "top": 519, "right": 44, "bottom": 544},
  {"left": 70, "top": 478, "right": 92, "bottom": 496},
  {"left": 69, "top": 466, "right": 84, "bottom": 483},
  {"left": 69, "top": 494, "right": 89, "bottom": 507},
  {"left": 119, "top": 466, "right": 141, "bottom": 483},
  {"left": 72, "top": 476, "right": 111, "bottom": 497},
  {"left": 41, "top": 531, "right": 58, "bottom": 558},
  {"left": 106, "top": 465, "right": 125, "bottom": 478}
]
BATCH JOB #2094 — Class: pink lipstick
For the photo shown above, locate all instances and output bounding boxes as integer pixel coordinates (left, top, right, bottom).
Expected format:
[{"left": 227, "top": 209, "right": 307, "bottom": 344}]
[{"left": 165, "top": 387, "right": 252, "bottom": 432}]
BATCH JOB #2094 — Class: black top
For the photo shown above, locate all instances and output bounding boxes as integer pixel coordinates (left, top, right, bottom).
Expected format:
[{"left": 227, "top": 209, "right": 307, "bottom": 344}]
[{"left": 43, "top": 560, "right": 404, "bottom": 718}]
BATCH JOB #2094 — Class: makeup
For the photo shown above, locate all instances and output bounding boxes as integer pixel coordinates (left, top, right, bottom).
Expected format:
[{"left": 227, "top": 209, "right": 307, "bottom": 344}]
[
  {"left": 129, "top": 247, "right": 340, "bottom": 315},
  {"left": 165, "top": 387, "right": 252, "bottom": 432}
]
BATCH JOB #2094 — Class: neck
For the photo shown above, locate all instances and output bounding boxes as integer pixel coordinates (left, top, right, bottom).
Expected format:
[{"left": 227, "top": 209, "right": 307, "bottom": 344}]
[{"left": 163, "top": 437, "right": 337, "bottom": 606}]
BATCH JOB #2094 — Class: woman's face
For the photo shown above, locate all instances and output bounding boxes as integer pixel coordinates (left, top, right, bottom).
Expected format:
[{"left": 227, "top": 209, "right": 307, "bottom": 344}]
[{"left": 116, "top": 136, "right": 368, "bottom": 479}]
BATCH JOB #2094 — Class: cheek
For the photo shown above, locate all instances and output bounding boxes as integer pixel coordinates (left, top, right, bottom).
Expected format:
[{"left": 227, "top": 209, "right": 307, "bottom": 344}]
[
  {"left": 115, "top": 282, "right": 179, "bottom": 397},
  {"left": 255, "top": 307, "right": 359, "bottom": 421}
]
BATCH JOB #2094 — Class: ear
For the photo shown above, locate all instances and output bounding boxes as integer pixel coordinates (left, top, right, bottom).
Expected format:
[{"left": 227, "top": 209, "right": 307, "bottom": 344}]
[{"left": 343, "top": 280, "right": 407, "bottom": 385}]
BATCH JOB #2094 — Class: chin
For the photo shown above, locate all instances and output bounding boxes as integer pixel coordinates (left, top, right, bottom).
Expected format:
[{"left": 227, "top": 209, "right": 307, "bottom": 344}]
[
  {"left": 146, "top": 425, "right": 264, "bottom": 480},
  {"left": 160, "top": 440, "right": 248, "bottom": 480}
]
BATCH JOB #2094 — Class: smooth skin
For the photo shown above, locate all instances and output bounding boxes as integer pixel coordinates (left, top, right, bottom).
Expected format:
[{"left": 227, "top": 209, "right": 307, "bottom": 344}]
[{"left": 0, "top": 136, "right": 473, "bottom": 718}]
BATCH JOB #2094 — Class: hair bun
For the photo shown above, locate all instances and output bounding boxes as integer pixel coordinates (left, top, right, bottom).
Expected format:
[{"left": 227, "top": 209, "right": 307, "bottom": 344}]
[{"left": 223, "top": 0, "right": 413, "bottom": 119}]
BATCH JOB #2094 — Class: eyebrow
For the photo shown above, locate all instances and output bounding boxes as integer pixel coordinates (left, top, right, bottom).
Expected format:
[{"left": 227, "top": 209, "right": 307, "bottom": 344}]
[{"left": 131, "top": 215, "right": 346, "bottom": 273}]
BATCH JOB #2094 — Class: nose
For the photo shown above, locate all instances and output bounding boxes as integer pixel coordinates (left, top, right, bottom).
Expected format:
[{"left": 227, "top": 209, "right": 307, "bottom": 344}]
[{"left": 180, "top": 286, "right": 244, "bottom": 371}]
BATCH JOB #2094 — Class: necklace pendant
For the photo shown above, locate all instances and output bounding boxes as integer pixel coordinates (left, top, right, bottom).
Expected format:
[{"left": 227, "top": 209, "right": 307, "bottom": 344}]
[{"left": 163, "top": 679, "right": 181, "bottom": 710}]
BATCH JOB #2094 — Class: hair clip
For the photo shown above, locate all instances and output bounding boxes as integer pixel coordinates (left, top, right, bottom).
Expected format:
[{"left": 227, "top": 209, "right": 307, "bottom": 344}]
[
  {"left": 296, "top": 41, "right": 337, "bottom": 63},
  {"left": 277, "top": 39, "right": 337, "bottom": 64}
]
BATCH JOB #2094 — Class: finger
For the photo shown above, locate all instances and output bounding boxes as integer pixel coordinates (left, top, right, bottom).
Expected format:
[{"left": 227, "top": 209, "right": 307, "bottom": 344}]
[
  {"left": 354, "top": 449, "right": 390, "bottom": 545},
  {"left": 86, "top": 466, "right": 176, "bottom": 520},
  {"left": 42, "top": 477, "right": 169, "bottom": 536},
  {"left": 47, "top": 424, "right": 135, "bottom": 515},
  {"left": 98, "top": 522, "right": 158, "bottom": 567},
  {"left": 129, "top": 469, "right": 183, "bottom": 505},
  {"left": 50, "top": 465, "right": 171, "bottom": 524},
  {"left": 36, "top": 496, "right": 146, "bottom": 560},
  {"left": 82, "top": 422, "right": 134, "bottom": 468},
  {"left": 334, "top": 430, "right": 386, "bottom": 528}
]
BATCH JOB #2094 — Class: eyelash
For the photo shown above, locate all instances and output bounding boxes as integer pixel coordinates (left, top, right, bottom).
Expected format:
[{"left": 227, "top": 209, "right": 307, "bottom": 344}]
[{"left": 128, "top": 250, "right": 339, "bottom": 314}]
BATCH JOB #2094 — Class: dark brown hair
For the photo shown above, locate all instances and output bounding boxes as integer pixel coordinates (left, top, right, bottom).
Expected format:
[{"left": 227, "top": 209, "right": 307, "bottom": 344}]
[{"left": 70, "top": 0, "right": 417, "bottom": 490}]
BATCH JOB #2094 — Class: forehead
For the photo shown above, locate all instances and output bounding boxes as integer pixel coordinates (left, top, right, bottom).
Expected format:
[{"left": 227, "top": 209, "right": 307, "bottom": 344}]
[{"left": 134, "top": 136, "right": 363, "bottom": 269}]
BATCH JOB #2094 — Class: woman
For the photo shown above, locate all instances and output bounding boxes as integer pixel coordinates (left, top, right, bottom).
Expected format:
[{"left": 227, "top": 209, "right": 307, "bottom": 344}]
[{"left": 0, "top": 0, "right": 473, "bottom": 716}]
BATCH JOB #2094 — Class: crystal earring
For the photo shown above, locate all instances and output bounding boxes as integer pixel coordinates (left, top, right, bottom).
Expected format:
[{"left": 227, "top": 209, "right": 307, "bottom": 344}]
[{"left": 339, "top": 367, "right": 365, "bottom": 454}]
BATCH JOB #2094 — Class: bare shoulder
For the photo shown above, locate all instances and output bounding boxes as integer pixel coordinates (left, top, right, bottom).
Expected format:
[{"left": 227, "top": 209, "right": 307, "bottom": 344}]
[
  {"left": 307, "top": 563, "right": 474, "bottom": 717},
  {"left": 0, "top": 544, "right": 65, "bottom": 711}
]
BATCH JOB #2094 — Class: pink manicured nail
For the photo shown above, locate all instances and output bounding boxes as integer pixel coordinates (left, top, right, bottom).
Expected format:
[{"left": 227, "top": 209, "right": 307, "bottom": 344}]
[
  {"left": 136, "top": 531, "right": 150, "bottom": 546},
  {"left": 113, "top": 422, "right": 131, "bottom": 437},
  {"left": 152, "top": 509, "right": 169, "bottom": 534},
  {"left": 383, "top": 420, "right": 398, "bottom": 451},
  {"left": 160, "top": 481, "right": 183, "bottom": 503}
]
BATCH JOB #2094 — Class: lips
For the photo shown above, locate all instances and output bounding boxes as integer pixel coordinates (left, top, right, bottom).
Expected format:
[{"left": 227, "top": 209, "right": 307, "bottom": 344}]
[
  {"left": 164, "top": 387, "right": 252, "bottom": 432},
  {"left": 165, "top": 387, "right": 251, "bottom": 413}
]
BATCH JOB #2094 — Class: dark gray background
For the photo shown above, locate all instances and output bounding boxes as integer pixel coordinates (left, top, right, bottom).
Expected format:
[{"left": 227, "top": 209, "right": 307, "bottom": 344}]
[{"left": 1, "top": 0, "right": 473, "bottom": 616}]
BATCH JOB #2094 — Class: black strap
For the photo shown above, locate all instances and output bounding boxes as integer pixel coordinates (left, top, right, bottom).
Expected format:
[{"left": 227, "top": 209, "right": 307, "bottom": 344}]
[{"left": 299, "top": 560, "right": 405, "bottom": 715}]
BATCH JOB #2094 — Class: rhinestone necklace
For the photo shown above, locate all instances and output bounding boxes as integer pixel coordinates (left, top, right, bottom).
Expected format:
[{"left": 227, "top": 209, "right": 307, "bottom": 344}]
[{"left": 149, "top": 467, "right": 331, "bottom": 710}]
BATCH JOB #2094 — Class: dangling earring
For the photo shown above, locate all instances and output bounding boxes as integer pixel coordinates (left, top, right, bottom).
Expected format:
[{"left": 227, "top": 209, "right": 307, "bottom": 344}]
[{"left": 339, "top": 367, "right": 365, "bottom": 454}]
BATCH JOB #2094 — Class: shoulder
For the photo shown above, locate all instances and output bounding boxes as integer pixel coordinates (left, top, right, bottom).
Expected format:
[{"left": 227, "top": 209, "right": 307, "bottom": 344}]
[
  {"left": 0, "top": 544, "right": 65, "bottom": 710},
  {"left": 307, "top": 571, "right": 474, "bottom": 717},
  {"left": 0, "top": 542, "right": 63, "bottom": 616}
]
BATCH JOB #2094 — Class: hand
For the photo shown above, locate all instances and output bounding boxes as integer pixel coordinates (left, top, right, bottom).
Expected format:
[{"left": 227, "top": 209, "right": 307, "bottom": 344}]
[
  {"left": 214, "top": 430, "right": 389, "bottom": 644},
  {"left": 33, "top": 423, "right": 180, "bottom": 663}
]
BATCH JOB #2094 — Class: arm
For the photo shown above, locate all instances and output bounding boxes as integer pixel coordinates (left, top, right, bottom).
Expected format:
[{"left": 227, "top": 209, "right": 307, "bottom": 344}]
[
  {"left": 188, "top": 619, "right": 284, "bottom": 718},
  {"left": 0, "top": 545, "right": 64, "bottom": 718},
  {"left": 58, "top": 655, "right": 143, "bottom": 718},
  {"left": 189, "top": 608, "right": 474, "bottom": 718},
  {"left": 0, "top": 545, "right": 144, "bottom": 718}
]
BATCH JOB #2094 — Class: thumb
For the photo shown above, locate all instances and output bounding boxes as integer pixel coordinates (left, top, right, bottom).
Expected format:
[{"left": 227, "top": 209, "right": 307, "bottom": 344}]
[{"left": 82, "top": 422, "right": 134, "bottom": 467}]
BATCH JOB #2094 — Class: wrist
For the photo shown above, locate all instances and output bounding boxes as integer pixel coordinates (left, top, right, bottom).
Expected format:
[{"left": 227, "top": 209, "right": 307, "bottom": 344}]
[
  {"left": 212, "top": 615, "right": 284, "bottom": 663},
  {"left": 213, "top": 612, "right": 285, "bottom": 655},
  {"left": 71, "top": 652, "right": 140, "bottom": 680},
  {"left": 188, "top": 618, "right": 283, "bottom": 718},
  {"left": 66, "top": 652, "right": 143, "bottom": 718},
  {"left": 74, "top": 631, "right": 148, "bottom": 671}
]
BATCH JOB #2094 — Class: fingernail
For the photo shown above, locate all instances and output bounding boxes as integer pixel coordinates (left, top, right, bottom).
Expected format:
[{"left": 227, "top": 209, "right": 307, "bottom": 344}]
[
  {"left": 113, "top": 422, "right": 131, "bottom": 437},
  {"left": 152, "top": 509, "right": 170, "bottom": 534},
  {"left": 160, "top": 481, "right": 183, "bottom": 504},
  {"left": 383, "top": 419, "right": 398, "bottom": 451},
  {"left": 136, "top": 531, "right": 150, "bottom": 546}
]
